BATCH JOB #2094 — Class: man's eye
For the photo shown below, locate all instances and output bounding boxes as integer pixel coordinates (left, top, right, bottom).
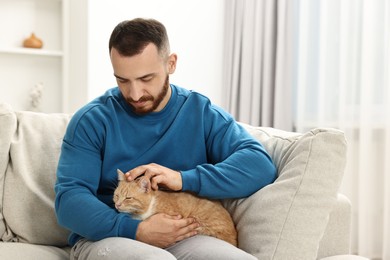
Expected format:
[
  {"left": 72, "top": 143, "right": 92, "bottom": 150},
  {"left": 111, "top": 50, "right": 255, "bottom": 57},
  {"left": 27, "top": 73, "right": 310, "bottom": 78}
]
[{"left": 141, "top": 77, "right": 152, "bottom": 82}]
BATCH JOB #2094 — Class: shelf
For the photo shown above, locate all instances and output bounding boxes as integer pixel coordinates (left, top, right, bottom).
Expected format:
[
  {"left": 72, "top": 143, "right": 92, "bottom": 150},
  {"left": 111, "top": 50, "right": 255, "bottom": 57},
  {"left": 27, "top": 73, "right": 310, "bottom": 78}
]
[
  {"left": 0, "top": 0, "right": 67, "bottom": 113},
  {"left": 0, "top": 47, "right": 63, "bottom": 57}
]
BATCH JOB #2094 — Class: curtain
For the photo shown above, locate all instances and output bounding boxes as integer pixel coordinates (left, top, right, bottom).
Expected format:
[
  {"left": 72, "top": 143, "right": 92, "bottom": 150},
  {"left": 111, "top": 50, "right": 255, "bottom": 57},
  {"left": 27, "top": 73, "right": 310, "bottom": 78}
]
[
  {"left": 294, "top": 0, "right": 390, "bottom": 259},
  {"left": 223, "top": 0, "right": 294, "bottom": 131}
]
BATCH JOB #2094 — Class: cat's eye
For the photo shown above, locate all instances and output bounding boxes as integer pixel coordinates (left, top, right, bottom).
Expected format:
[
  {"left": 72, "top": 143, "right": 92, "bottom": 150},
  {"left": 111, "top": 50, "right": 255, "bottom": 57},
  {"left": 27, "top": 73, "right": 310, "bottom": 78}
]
[{"left": 125, "top": 197, "right": 133, "bottom": 200}]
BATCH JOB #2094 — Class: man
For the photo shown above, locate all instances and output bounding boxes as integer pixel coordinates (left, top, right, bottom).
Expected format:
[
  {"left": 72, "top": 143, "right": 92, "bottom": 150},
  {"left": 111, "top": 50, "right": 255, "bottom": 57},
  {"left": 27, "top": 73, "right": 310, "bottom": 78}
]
[{"left": 55, "top": 18, "right": 276, "bottom": 260}]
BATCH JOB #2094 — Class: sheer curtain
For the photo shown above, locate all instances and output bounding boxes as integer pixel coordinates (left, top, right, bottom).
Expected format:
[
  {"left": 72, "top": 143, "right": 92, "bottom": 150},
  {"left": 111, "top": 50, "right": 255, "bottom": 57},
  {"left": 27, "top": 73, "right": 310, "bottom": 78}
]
[
  {"left": 223, "top": 0, "right": 294, "bottom": 131},
  {"left": 294, "top": 1, "right": 390, "bottom": 259}
]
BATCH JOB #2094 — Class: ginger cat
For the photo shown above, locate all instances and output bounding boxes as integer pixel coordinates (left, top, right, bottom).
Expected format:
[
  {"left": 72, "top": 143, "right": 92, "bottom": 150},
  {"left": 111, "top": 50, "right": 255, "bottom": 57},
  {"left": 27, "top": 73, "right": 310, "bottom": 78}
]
[{"left": 113, "top": 169, "right": 237, "bottom": 246}]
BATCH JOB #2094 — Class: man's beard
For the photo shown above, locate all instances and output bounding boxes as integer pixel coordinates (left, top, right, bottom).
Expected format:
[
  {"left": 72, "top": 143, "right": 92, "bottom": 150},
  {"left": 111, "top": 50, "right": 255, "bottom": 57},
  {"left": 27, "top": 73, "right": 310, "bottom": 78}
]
[{"left": 129, "top": 75, "right": 169, "bottom": 115}]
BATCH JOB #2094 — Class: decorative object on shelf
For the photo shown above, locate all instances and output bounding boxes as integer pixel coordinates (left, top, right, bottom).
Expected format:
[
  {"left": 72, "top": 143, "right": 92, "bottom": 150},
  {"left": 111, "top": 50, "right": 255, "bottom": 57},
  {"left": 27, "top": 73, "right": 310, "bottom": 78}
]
[
  {"left": 23, "top": 33, "right": 43, "bottom": 49},
  {"left": 30, "top": 82, "right": 44, "bottom": 111}
]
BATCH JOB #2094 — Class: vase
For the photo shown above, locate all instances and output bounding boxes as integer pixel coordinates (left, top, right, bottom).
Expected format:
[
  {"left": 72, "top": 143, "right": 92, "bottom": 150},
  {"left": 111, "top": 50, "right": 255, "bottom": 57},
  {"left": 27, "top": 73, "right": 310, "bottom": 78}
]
[{"left": 23, "top": 33, "right": 43, "bottom": 49}]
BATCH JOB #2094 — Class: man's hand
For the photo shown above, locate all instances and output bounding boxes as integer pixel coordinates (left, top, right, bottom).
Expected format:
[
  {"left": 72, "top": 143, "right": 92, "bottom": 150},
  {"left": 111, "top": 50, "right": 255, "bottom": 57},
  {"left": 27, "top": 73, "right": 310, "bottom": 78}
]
[
  {"left": 136, "top": 213, "right": 199, "bottom": 248},
  {"left": 125, "top": 163, "right": 182, "bottom": 191}
]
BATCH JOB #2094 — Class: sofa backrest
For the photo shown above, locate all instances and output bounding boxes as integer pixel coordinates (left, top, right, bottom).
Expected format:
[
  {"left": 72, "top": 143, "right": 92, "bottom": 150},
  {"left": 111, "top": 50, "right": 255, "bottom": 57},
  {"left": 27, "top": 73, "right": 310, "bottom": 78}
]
[{"left": 0, "top": 104, "right": 71, "bottom": 246}]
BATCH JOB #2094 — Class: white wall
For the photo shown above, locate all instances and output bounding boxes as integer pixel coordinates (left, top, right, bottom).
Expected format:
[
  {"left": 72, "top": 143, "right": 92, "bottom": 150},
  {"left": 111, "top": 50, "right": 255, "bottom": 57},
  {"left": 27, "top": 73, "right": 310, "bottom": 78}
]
[
  {"left": 86, "top": 0, "right": 225, "bottom": 107},
  {"left": 0, "top": 0, "right": 225, "bottom": 113}
]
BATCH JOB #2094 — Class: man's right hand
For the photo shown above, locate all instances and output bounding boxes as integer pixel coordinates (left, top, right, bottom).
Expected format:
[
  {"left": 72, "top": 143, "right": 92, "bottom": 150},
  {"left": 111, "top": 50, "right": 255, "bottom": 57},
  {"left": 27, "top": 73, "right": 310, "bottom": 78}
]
[{"left": 135, "top": 213, "right": 199, "bottom": 248}]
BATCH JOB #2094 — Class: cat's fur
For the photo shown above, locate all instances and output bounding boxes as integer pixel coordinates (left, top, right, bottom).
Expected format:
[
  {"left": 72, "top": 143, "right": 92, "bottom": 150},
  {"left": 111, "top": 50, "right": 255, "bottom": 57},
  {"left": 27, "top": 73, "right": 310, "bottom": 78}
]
[{"left": 113, "top": 169, "right": 237, "bottom": 246}]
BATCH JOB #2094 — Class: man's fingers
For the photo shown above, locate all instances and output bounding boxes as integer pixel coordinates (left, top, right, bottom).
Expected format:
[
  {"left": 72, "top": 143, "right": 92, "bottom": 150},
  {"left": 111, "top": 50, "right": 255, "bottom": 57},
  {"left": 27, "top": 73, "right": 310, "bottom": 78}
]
[
  {"left": 174, "top": 219, "right": 199, "bottom": 242},
  {"left": 162, "top": 214, "right": 199, "bottom": 229},
  {"left": 136, "top": 213, "right": 199, "bottom": 248},
  {"left": 126, "top": 164, "right": 157, "bottom": 181},
  {"left": 126, "top": 165, "right": 149, "bottom": 181},
  {"left": 163, "top": 214, "right": 182, "bottom": 220},
  {"left": 125, "top": 164, "right": 182, "bottom": 191},
  {"left": 150, "top": 175, "right": 163, "bottom": 190},
  {"left": 175, "top": 216, "right": 200, "bottom": 231}
]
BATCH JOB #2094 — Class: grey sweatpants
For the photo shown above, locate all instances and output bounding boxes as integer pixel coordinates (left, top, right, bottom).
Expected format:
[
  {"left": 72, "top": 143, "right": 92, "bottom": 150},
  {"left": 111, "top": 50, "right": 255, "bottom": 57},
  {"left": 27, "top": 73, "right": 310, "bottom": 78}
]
[{"left": 70, "top": 235, "right": 257, "bottom": 260}]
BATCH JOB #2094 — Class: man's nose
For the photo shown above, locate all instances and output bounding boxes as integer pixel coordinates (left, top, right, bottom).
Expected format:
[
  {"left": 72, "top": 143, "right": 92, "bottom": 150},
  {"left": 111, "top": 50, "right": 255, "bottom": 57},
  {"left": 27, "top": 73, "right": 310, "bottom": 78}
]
[{"left": 127, "top": 83, "right": 144, "bottom": 102}]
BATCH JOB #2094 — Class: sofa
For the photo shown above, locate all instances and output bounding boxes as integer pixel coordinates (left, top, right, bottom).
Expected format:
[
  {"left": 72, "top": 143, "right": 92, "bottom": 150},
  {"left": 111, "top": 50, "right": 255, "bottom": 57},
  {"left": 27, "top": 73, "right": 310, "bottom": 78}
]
[{"left": 0, "top": 103, "right": 368, "bottom": 260}]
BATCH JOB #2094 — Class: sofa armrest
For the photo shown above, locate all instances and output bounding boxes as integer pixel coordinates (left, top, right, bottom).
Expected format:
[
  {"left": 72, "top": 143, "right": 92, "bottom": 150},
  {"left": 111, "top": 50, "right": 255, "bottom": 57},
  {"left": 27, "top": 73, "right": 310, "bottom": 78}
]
[{"left": 317, "top": 193, "right": 352, "bottom": 259}]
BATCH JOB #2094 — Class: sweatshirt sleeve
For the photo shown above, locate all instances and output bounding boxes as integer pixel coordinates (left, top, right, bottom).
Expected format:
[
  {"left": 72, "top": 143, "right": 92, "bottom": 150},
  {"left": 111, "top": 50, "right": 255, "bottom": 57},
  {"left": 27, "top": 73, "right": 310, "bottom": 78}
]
[
  {"left": 54, "top": 111, "right": 141, "bottom": 245},
  {"left": 180, "top": 105, "right": 277, "bottom": 199}
]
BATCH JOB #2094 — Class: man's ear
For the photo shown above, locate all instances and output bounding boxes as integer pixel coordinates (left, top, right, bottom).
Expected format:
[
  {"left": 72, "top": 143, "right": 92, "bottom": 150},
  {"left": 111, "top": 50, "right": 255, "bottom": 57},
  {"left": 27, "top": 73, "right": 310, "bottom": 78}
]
[
  {"left": 167, "top": 53, "right": 177, "bottom": 74},
  {"left": 117, "top": 169, "right": 125, "bottom": 181},
  {"left": 139, "top": 177, "right": 151, "bottom": 193}
]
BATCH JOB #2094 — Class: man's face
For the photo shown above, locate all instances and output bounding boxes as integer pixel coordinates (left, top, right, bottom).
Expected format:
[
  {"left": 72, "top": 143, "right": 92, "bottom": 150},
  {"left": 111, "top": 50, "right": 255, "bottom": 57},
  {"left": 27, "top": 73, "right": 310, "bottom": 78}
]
[{"left": 110, "top": 43, "right": 177, "bottom": 114}]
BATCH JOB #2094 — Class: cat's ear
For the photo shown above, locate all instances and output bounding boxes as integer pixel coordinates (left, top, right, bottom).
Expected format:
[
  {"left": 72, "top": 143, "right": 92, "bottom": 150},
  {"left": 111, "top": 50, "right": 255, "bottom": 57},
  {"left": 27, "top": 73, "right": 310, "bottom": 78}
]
[
  {"left": 139, "top": 177, "right": 151, "bottom": 193},
  {"left": 117, "top": 169, "right": 126, "bottom": 181}
]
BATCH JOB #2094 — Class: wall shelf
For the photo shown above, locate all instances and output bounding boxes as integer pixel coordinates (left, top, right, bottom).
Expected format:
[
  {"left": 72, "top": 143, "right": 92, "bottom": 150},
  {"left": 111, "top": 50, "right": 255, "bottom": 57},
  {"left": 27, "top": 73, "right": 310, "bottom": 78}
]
[
  {"left": 0, "top": 47, "right": 63, "bottom": 57},
  {"left": 0, "top": 0, "right": 68, "bottom": 113}
]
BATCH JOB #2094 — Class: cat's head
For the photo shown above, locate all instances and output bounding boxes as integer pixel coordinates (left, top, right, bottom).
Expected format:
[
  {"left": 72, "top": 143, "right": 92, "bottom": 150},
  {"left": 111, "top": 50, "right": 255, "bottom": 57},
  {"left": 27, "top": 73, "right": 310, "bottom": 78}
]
[{"left": 113, "top": 169, "right": 154, "bottom": 216}]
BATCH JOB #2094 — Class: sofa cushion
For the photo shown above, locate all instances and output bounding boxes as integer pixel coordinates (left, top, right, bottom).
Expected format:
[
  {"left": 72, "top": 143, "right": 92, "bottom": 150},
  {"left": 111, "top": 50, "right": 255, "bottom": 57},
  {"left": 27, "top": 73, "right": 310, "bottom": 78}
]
[
  {"left": 0, "top": 104, "right": 17, "bottom": 241},
  {"left": 318, "top": 194, "right": 352, "bottom": 258},
  {"left": 2, "top": 110, "right": 72, "bottom": 246},
  {"left": 223, "top": 124, "right": 347, "bottom": 260},
  {"left": 321, "top": 256, "right": 370, "bottom": 260},
  {"left": 0, "top": 242, "right": 70, "bottom": 260}
]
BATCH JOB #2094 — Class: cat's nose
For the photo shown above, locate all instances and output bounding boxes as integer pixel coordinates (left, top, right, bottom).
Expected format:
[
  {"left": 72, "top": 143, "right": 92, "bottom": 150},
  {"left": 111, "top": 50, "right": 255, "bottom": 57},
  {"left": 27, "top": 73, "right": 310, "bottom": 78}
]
[{"left": 115, "top": 202, "right": 121, "bottom": 209}]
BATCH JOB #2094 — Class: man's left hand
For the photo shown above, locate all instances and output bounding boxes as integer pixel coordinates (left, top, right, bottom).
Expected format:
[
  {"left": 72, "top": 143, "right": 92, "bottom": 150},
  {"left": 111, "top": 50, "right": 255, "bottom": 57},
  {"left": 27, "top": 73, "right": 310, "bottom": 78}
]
[{"left": 125, "top": 163, "right": 182, "bottom": 191}]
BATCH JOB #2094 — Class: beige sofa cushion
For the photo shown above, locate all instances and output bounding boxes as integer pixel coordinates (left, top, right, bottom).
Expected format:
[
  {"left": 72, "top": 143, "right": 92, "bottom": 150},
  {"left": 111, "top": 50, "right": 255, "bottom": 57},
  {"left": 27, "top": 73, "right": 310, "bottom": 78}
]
[
  {"left": 224, "top": 124, "right": 347, "bottom": 260},
  {"left": 0, "top": 242, "right": 70, "bottom": 260},
  {"left": 0, "top": 104, "right": 17, "bottom": 240},
  {"left": 1, "top": 110, "right": 71, "bottom": 246}
]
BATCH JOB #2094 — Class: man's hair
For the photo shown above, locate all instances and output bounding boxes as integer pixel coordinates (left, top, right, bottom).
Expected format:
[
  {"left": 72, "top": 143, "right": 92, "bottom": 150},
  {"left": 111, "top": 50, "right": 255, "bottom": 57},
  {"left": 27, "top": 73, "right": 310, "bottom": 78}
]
[{"left": 109, "top": 18, "right": 170, "bottom": 58}]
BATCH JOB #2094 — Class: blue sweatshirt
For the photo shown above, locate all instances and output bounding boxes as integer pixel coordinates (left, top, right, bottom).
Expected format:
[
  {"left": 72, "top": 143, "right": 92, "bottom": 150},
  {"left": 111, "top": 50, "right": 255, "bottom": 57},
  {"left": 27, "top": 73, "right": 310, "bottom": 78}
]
[{"left": 55, "top": 85, "right": 276, "bottom": 246}]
